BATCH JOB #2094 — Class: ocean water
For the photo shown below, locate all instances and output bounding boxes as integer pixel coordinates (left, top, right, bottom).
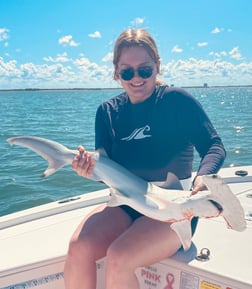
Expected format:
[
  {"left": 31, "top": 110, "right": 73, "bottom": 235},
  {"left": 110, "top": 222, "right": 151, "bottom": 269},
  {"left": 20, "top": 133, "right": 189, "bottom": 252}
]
[{"left": 1, "top": 87, "right": 252, "bottom": 217}]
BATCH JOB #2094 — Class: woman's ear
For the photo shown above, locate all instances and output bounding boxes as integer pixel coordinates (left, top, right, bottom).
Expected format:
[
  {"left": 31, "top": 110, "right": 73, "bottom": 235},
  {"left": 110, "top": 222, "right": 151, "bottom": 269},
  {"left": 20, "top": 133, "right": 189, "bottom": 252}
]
[{"left": 114, "top": 71, "right": 119, "bottom": 80}]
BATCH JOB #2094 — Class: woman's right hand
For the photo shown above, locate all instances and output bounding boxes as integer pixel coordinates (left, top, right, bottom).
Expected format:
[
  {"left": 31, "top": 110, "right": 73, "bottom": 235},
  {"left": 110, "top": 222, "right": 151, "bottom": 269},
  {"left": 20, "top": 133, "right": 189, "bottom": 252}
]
[{"left": 72, "top": 146, "right": 95, "bottom": 178}]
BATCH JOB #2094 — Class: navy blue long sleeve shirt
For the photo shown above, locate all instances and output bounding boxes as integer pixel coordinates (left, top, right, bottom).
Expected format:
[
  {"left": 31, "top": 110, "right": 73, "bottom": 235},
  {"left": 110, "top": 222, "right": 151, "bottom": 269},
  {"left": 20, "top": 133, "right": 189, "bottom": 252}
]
[{"left": 95, "top": 85, "right": 226, "bottom": 181}]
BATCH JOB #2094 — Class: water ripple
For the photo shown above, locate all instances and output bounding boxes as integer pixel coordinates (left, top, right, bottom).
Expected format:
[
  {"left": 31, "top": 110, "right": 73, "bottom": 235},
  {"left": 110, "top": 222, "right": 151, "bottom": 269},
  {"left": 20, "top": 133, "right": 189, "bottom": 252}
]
[{"left": 0, "top": 87, "right": 251, "bottom": 216}]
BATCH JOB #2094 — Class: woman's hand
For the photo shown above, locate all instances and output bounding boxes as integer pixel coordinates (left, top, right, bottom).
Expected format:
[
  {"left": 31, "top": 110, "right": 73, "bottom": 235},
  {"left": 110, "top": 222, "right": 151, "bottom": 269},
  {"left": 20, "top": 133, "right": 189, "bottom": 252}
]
[
  {"left": 72, "top": 146, "right": 95, "bottom": 178},
  {"left": 191, "top": 175, "right": 208, "bottom": 195}
]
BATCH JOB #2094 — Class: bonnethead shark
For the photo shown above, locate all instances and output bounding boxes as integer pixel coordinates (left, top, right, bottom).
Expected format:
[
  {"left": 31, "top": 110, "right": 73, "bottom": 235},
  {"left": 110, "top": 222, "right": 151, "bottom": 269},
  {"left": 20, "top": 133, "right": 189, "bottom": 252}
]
[{"left": 7, "top": 136, "right": 246, "bottom": 250}]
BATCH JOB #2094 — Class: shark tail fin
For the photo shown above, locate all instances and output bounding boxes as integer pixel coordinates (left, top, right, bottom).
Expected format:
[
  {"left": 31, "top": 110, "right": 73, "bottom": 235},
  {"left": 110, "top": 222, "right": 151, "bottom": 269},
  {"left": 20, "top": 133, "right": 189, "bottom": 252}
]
[{"left": 7, "top": 136, "right": 74, "bottom": 178}]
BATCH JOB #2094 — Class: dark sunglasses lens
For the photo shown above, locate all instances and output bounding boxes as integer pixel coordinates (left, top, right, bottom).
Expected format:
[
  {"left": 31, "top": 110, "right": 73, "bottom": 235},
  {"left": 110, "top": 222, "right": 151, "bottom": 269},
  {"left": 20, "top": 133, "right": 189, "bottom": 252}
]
[
  {"left": 120, "top": 68, "right": 134, "bottom": 81},
  {"left": 120, "top": 66, "right": 153, "bottom": 81},
  {"left": 138, "top": 66, "right": 153, "bottom": 79}
]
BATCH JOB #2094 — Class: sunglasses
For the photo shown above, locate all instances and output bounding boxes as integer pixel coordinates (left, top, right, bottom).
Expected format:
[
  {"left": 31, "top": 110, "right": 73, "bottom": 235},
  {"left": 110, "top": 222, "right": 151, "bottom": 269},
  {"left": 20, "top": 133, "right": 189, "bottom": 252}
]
[{"left": 119, "top": 66, "right": 153, "bottom": 81}]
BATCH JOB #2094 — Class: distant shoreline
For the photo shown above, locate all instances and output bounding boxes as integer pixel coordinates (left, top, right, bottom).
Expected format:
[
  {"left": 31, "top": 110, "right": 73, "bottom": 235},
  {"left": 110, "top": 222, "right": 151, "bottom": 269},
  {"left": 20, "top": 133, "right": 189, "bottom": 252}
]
[{"left": 0, "top": 84, "right": 252, "bottom": 92}]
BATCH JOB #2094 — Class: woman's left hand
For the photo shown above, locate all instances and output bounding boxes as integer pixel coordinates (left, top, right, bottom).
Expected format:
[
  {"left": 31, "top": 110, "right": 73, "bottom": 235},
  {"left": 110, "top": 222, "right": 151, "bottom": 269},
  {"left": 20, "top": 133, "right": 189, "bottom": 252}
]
[{"left": 191, "top": 175, "right": 207, "bottom": 195}]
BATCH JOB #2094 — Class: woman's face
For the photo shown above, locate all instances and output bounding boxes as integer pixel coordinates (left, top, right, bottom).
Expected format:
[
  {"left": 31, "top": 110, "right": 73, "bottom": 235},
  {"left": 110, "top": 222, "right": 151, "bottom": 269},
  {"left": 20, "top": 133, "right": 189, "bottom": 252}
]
[{"left": 116, "top": 46, "right": 159, "bottom": 104}]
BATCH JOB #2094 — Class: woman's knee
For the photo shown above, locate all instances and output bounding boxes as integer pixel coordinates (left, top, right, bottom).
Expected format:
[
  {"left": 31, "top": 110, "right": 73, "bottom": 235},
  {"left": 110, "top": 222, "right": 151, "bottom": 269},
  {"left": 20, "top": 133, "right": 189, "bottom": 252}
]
[
  {"left": 67, "top": 234, "right": 97, "bottom": 262},
  {"left": 106, "top": 240, "right": 134, "bottom": 271}
]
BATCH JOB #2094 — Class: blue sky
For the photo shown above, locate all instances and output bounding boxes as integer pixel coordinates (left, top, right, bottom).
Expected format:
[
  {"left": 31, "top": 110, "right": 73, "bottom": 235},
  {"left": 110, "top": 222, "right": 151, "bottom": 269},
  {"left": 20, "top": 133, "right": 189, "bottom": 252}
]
[{"left": 0, "top": 0, "right": 251, "bottom": 89}]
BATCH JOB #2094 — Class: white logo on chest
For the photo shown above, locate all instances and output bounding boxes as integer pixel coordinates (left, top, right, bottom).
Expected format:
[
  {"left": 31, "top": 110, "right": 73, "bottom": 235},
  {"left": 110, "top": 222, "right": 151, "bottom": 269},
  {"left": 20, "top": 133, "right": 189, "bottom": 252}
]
[{"left": 121, "top": 125, "right": 152, "bottom": 141}]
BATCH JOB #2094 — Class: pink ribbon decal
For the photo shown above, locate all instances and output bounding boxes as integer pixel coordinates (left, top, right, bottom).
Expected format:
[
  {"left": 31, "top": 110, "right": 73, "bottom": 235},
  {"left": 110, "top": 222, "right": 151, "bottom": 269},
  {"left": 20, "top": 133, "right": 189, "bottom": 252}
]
[{"left": 164, "top": 273, "right": 175, "bottom": 289}]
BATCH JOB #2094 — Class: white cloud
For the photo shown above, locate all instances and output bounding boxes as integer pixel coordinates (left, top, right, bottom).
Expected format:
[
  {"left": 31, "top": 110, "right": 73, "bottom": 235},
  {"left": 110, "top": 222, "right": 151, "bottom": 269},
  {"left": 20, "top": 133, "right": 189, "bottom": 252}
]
[
  {"left": 74, "top": 57, "right": 91, "bottom": 67},
  {"left": 209, "top": 51, "right": 228, "bottom": 58},
  {"left": 72, "top": 57, "right": 113, "bottom": 85},
  {"left": 229, "top": 47, "right": 242, "bottom": 60},
  {"left": 0, "top": 28, "right": 9, "bottom": 48},
  {"left": 1, "top": 55, "right": 251, "bottom": 89},
  {"left": 58, "top": 35, "right": 79, "bottom": 47},
  {"left": 88, "top": 31, "right": 101, "bottom": 38},
  {"left": 171, "top": 45, "right": 183, "bottom": 53},
  {"left": 161, "top": 57, "right": 252, "bottom": 86},
  {"left": 74, "top": 57, "right": 109, "bottom": 75},
  {"left": 0, "top": 57, "right": 21, "bottom": 77},
  {"left": 211, "top": 27, "right": 221, "bottom": 34},
  {"left": 130, "top": 17, "right": 145, "bottom": 26},
  {"left": 220, "top": 51, "right": 227, "bottom": 57},
  {"left": 0, "top": 28, "right": 9, "bottom": 41},
  {"left": 197, "top": 42, "right": 208, "bottom": 47},
  {"left": 102, "top": 52, "right": 113, "bottom": 62},
  {"left": 43, "top": 52, "right": 70, "bottom": 63}
]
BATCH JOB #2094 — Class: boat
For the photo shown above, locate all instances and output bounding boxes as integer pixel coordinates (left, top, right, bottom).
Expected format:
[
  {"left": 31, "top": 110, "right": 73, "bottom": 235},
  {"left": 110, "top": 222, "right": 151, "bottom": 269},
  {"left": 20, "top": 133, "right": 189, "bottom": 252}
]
[{"left": 0, "top": 165, "right": 252, "bottom": 289}]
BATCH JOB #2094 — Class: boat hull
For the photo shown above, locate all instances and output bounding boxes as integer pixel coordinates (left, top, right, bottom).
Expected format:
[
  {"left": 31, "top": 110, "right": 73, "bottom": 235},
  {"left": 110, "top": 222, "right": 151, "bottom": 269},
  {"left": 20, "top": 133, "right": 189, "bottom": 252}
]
[{"left": 1, "top": 166, "right": 252, "bottom": 289}]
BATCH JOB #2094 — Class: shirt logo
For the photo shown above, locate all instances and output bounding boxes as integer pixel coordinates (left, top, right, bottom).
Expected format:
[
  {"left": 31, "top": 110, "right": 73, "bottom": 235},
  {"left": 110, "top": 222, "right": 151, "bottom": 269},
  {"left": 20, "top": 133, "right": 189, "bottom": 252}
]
[{"left": 121, "top": 125, "right": 152, "bottom": 141}]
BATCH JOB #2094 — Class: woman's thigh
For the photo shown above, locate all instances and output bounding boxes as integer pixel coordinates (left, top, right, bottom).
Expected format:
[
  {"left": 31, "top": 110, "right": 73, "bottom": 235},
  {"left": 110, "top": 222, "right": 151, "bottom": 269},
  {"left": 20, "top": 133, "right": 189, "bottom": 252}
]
[
  {"left": 69, "top": 205, "right": 133, "bottom": 258},
  {"left": 108, "top": 216, "right": 182, "bottom": 267}
]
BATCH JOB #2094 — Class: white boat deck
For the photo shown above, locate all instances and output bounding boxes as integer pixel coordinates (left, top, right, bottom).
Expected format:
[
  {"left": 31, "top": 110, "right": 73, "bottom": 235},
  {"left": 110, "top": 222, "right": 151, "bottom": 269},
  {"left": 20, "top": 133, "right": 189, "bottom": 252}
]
[
  {"left": 0, "top": 190, "right": 110, "bottom": 288},
  {"left": 0, "top": 166, "right": 252, "bottom": 289}
]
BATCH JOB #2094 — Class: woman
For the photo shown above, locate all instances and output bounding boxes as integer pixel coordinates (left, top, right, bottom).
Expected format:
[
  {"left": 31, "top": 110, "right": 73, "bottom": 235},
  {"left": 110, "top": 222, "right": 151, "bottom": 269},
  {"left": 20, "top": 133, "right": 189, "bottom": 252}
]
[{"left": 64, "top": 29, "right": 226, "bottom": 289}]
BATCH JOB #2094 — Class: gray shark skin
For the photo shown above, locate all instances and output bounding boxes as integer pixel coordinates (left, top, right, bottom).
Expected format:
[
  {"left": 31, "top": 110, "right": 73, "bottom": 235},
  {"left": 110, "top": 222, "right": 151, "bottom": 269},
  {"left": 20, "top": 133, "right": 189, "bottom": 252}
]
[{"left": 7, "top": 136, "right": 246, "bottom": 250}]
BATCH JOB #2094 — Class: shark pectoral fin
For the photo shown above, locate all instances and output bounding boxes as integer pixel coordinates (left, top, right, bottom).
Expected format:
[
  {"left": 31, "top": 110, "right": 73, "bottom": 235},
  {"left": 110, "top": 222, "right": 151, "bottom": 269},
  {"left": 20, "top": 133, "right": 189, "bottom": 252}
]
[
  {"left": 170, "top": 220, "right": 192, "bottom": 251},
  {"left": 107, "top": 189, "right": 126, "bottom": 207}
]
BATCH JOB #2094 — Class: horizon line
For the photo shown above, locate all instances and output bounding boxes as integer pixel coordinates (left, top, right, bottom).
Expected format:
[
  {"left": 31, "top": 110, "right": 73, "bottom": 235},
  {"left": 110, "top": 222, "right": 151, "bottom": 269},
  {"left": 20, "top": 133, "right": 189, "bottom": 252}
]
[{"left": 1, "top": 84, "right": 252, "bottom": 92}]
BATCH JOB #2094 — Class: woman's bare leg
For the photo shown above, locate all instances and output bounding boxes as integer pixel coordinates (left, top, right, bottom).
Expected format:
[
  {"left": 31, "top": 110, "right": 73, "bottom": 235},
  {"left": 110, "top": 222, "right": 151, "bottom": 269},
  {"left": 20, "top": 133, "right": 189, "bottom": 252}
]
[
  {"left": 64, "top": 205, "right": 132, "bottom": 289},
  {"left": 105, "top": 216, "right": 181, "bottom": 289}
]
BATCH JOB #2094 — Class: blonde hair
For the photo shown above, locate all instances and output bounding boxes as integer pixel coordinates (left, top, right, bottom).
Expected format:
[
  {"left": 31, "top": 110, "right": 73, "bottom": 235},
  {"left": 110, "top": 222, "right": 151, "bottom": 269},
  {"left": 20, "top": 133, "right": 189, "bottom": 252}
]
[{"left": 113, "top": 29, "right": 161, "bottom": 80}]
